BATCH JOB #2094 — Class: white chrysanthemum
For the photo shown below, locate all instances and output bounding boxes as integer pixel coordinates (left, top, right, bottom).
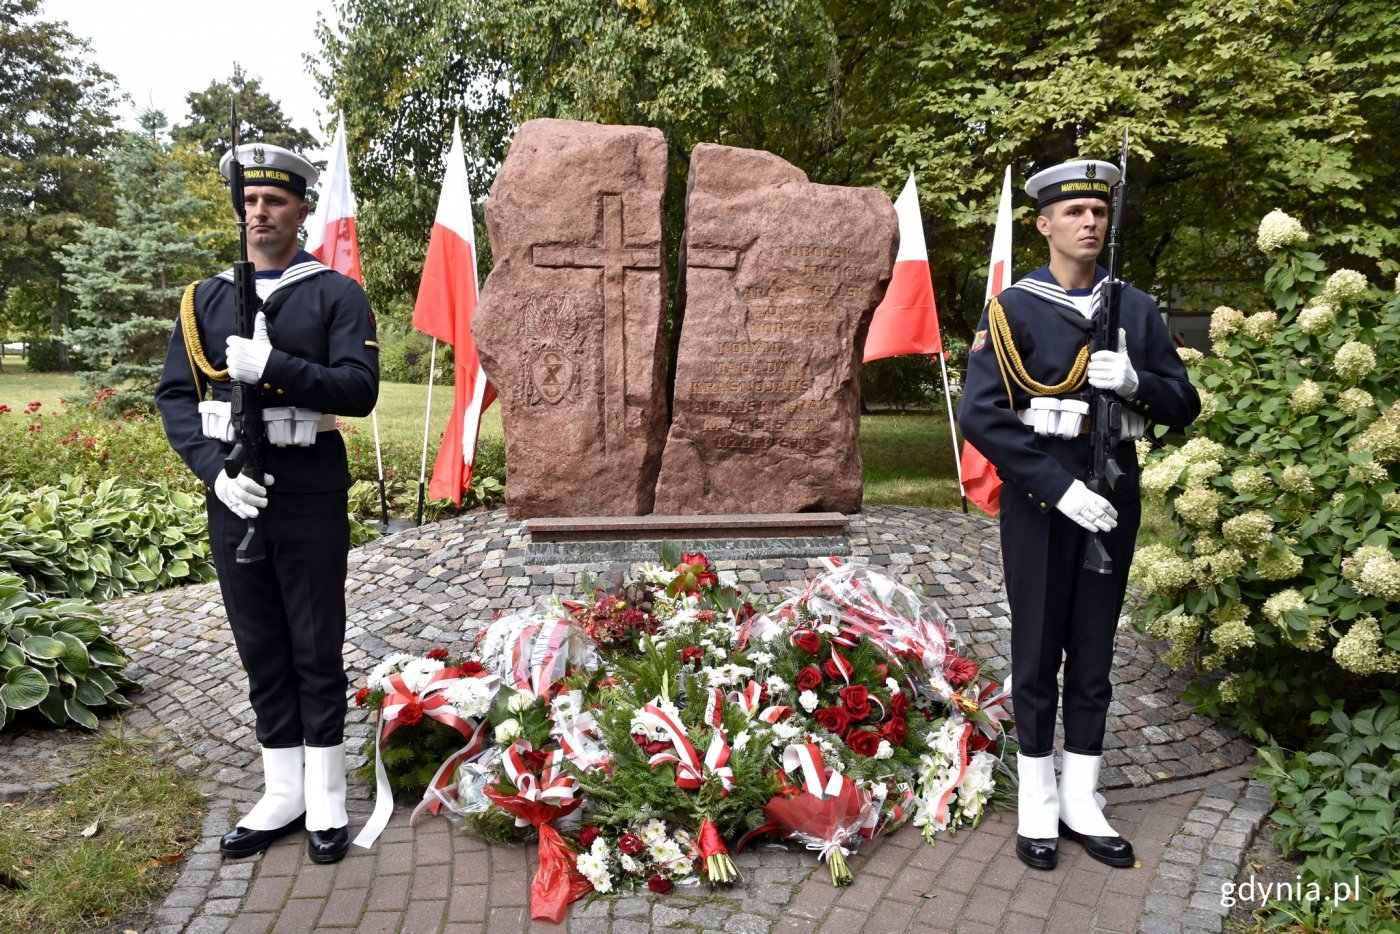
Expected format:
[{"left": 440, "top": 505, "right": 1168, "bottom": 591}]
[
  {"left": 1177, "top": 346, "right": 1205, "bottom": 365},
  {"left": 1332, "top": 617, "right": 1400, "bottom": 675},
  {"left": 1296, "top": 302, "right": 1336, "bottom": 335},
  {"left": 1230, "top": 466, "right": 1272, "bottom": 496},
  {"left": 1337, "top": 388, "right": 1373, "bottom": 418},
  {"left": 1174, "top": 488, "right": 1224, "bottom": 528},
  {"left": 1193, "top": 547, "right": 1245, "bottom": 586},
  {"left": 704, "top": 663, "right": 754, "bottom": 689},
  {"left": 575, "top": 850, "right": 612, "bottom": 892},
  {"left": 1278, "top": 465, "right": 1313, "bottom": 495},
  {"left": 1256, "top": 209, "right": 1307, "bottom": 252},
  {"left": 874, "top": 740, "right": 894, "bottom": 760},
  {"left": 1241, "top": 311, "right": 1278, "bottom": 342},
  {"left": 1262, "top": 589, "right": 1307, "bottom": 625},
  {"left": 619, "top": 853, "right": 641, "bottom": 873},
  {"left": 1131, "top": 544, "right": 1194, "bottom": 595},
  {"left": 1289, "top": 380, "right": 1325, "bottom": 414},
  {"left": 765, "top": 674, "right": 789, "bottom": 695},
  {"left": 442, "top": 678, "right": 496, "bottom": 719},
  {"left": 1333, "top": 342, "right": 1377, "bottom": 381},
  {"left": 1210, "top": 306, "right": 1246, "bottom": 341},
  {"left": 798, "top": 690, "right": 819, "bottom": 712},
  {"left": 1323, "top": 268, "right": 1368, "bottom": 304},
  {"left": 1222, "top": 510, "right": 1275, "bottom": 553},
  {"left": 368, "top": 652, "right": 416, "bottom": 693},
  {"left": 1256, "top": 546, "right": 1304, "bottom": 581},
  {"left": 640, "top": 819, "right": 668, "bottom": 846}
]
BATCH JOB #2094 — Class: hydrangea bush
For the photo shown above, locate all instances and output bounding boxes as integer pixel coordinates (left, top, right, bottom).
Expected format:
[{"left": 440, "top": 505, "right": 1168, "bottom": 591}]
[{"left": 1133, "top": 210, "right": 1399, "bottom": 926}]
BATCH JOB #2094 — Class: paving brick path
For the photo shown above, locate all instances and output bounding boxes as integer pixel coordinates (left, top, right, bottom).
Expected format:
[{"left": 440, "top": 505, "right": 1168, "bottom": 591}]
[{"left": 3, "top": 505, "right": 1265, "bottom": 933}]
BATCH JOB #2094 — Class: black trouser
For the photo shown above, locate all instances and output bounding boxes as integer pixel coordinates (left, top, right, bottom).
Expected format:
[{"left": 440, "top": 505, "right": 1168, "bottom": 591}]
[
  {"left": 208, "top": 490, "right": 350, "bottom": 748},
  {"left": 999, "top": 489, "right": 1140, "bottom": 757}
]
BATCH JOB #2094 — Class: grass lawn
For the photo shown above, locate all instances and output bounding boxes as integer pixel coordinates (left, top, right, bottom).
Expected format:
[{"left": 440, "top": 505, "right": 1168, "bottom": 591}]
[{"left": 0, "top": 364, "right": 965, "bottom": 508}]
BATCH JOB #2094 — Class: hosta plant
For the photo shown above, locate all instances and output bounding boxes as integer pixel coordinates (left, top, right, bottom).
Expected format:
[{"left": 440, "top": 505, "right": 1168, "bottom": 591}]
[{"left": 0, "top": 574, "right": 139, "bottom": 731}]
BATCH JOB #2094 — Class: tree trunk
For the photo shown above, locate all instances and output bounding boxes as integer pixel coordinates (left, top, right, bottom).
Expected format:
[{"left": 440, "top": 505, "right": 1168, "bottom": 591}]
[{"left": 51, "top": 287, "right": 71, "bottom": 371}]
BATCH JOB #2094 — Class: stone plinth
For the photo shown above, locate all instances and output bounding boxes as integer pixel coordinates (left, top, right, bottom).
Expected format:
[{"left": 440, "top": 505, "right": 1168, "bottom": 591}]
[
  {"left": 472, "top": 118, "right": 671, "bottom": 518},
  {"left": 652, "top": 144, "right": 897, "bottom": 514}
]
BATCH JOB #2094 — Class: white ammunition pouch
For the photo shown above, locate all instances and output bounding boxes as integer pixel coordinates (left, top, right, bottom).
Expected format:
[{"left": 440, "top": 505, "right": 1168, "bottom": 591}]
[
  {"left": 1017, "top": 398, "right": 1145, "bottom": 442},
  {"left": 199, "top": 401, "right": 336, "bottom": 447}
]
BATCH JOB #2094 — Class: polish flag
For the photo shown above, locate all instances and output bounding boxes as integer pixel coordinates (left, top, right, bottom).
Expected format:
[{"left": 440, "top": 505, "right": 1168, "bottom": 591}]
[
  {"left": 863, "top": 172, "right": 942, "bottom": 362},
  {"left": 412, "top": 120, "right": 496, "bottom": 505},
  {"left": 962, "top": 167, "right": 1014, "bottom": 517},
  {"left": 305, "top": 114, "right": 361, "bottom": 282}
]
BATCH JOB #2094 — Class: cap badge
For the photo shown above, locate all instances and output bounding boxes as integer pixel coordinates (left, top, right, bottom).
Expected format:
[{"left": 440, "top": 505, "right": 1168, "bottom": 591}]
[
  {"left": 253, "top": 147, "right": 266, "bottom": 164},
  {"left": 1085, "top": 164, "right": 1096, "bottom": 178}
]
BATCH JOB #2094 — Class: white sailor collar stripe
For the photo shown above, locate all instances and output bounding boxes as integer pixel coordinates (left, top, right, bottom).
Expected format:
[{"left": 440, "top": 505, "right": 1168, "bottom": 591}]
[
  {"left": 216, "top": 258, "right": 332, "bottom": 297},
  {"left": 1005, "top": 269, "right": 1113, "bottom": 318}
]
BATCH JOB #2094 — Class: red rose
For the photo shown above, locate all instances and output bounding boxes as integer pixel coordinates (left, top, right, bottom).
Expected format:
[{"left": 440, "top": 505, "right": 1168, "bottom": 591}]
[
  {"left": 880, "top": 716, "right": 907, "bottom": 746},
  {"left": 681, "top": 551, "right": 708, "bottom": 566},
  {"left": 845, "top": 728, "right": 882, "bottom": 758},
  {"left": 523, "top": 749, "right": 549, "bottom": 773},
  {"left": 398, "top": 701, "right": 424, "bottom": 726},
  {"left": 354, "top": 687, "right": 371, "bottom": 707},
  {"left": 890, "top": 691, "right": 910, "bottom": 718},
  {"left": 823, "top": 653, "right": 853, "bottom": 681},
  {"left": 634, "top": 734, "right": 672, "bottom": 755},
  {"left": 426, "top": 647, "right": 450, "bottom": 661},
  {"left": 648, "top": 875, "right": 673, "bottom": 895},
  {"left": 792, "top": 629, "right": 822, "bottom": 654},
  {"left": 579, "top": 825, "right": 600, "bottom": 849},
  {"left": 946, "top": 654, "right": 980, "bottom": 686},
  {"left": 682, "top": 646, "right": 705, "bottom": 665},
  {"left": 813, "top": 706, "right": 851, "bottom": 736},
  {"left": 619, "top": 833, "right": 645, "bottom": 856},
  {"left": 969, "top": 731, "right": 993, "bottom": 752},
  {"left": 778, "top": 783, "right": 802, "bottom": 798},
  {"left": 839, "top": 684, "right": 871, "bottom": 719},
  {"left": 459, "top": 660, "right": 487, "bottom": 676},
  {"left": 795, "top": 666, "right": 823, "bottom": 692}
]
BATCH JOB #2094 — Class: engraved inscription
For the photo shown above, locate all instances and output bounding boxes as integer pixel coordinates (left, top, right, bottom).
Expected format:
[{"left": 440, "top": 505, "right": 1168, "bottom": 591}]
[{"left": 522, "top": 294, "right": 582, "bottom": 406}]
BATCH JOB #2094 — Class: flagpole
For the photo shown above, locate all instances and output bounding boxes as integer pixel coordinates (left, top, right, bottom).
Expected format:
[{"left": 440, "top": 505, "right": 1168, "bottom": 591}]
[
  {"left": 936, "top": 353, "right": 968, "bottom": 513},
  {"left": 417, "top": 339, "right": 439, "bottom": 526},
  {"left": 370, "top": 408, "right": 390, "bottom": 531}
]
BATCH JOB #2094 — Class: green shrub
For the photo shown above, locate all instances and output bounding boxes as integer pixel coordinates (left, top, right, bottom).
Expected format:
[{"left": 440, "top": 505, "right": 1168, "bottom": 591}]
[
  {"left": 21, "top": 338, "right": 91, "bottom": 373},
  {"left": 1254, "top": 694, "right": 1400, "bottom": 930},
  {"left": 341, "top": 427, "right": 506, "bottom": 521},
  {"left": 0, "top": 476, "right": 215, "bottom": 600},
  {"left": 0, "top": 574, "right": 139, "bottom": 731},
  {"left": 376, "top": 320, "right": 454, "bottom": 386},
  {"left": 860, "top": 333, "right": 967, "bottom": 412},
  {"left": 1132, "top": 210, "right": 1399, "bottom": 733}
]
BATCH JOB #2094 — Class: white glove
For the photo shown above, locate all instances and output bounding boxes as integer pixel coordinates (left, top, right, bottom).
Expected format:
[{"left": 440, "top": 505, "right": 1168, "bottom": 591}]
[
  {"left": 214, "top": 471, "right": 274, "bottom": 519},
  {"left": 1055, "top": 479, "right": 1118, "bottom": 533},
  {"left": 1087, "top": 327, "right": 1138, "bottom": 398},
  {"left": 226, "top": 312, "right": 272, "bottom": 383}
]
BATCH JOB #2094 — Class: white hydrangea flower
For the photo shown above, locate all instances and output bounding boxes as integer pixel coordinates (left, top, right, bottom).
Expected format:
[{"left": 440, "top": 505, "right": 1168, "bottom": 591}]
[
  {"left": 1130, "top": 544, "right": 1194, "bottom": 595},
  {"left": 1332, "top": 342, "right": 1377, "bottom": 381},
  {"left": 1230, "top": 466, "right": 1272, "bottom": 496},
  {"left": 1278, "top": 465, "right": 1314, "bottom": 495},
  {"left": 1193, "top": 547, "right": 1245, "bottom": 586},
  {"left": 1296, "top": 302, "right": 1336, "bottom": 335},
  {"left": 1174, "top": 488, "right": 1224, "bottom": 528},
  {"left": 1262, "top": 589, "right": 1307, "bottom": 625},
  {"left": 1323, "top": 268, "right": 1368, "bottom": 304},
  {"left": 1181, "top": 437, "right": 1228, "bottom": 464},
  {"left": 1197, "top": 390, "right": 1219, "bottom": 420},
  {"left": 1176, "top": 346, "right": 1205, "bottom": 365},
  {"left": 1256, "top": 209, "right": 1307, "bottom": 252},
  {"left": 1241, "top": 311, "right": 1278, "bottom": 342},
  {"left": 1337, "top": 388, "right": 1373, "bottom": 418},
  {"left": 1333, "top": 617, "right": 1400, "bottom": 675},
  {"left": 1355, "top": 551, "right": 1400, "bottom": 601},
  {"left": 1210, "top": 306, "right": 1246, "bottom": 341},
  {"left": 1289, "top": 380, "right": 1325, "bottom": 414},
  {"left": 1222, "top": 511, "right": 1274, "bottom": 553}
]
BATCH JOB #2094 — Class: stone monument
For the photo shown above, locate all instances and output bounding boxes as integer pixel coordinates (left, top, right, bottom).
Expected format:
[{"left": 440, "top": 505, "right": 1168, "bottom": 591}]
[
  {"left": 650, "top": 144, "right": 897, "bottom": 514},
  {"left": 472, "top": 119, "right": 671, "bottom": 518}
]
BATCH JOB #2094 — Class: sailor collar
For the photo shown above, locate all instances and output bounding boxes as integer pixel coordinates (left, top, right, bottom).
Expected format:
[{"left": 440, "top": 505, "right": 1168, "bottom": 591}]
[
  {"left": 1006, "top": 264, "right": 1113, "bottom": 318},
  {"left": 216, "top": 250, "right": 331, "bottom": 298}
]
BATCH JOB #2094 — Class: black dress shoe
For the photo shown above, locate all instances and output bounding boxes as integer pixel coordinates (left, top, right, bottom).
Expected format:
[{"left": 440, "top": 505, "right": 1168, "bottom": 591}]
[
  {"left": 220, "top": 813, "right": 305, "bottom": 858},
  {"left": 1058, "top": 819, "right": 1135, "bottom": 867},
  {"left": 307, "top": 825, "right": 350, "bottom": 864},
  {"left": 1015, "top": 835, "right": 1058, "bottom": 870}
]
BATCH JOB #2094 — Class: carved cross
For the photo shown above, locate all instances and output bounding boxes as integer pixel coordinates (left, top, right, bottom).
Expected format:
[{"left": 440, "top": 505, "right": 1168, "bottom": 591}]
[{"left": 531, "top": 194, "right": 662, "bottom": 455}]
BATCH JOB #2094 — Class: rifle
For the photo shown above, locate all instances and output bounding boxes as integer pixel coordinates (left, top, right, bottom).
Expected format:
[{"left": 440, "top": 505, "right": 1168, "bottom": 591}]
[
  {"left": 1082, "top": 128, "right": 1132, "bottom": 576},
  {"left": 222, "top": 100, "right": 267, "bottom": 564}
]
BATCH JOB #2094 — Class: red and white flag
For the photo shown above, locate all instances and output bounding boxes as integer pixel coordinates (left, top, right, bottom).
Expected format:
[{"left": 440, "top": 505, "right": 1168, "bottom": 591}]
[
  {"left": 305, "top": 114, "right": 362, "bottom": 282},
  {"left": 962, "top": 166, "right": 1014, "bottom": 516},
  {"left": 863, "top": 172, "right": 942, "bottom": 362},
  {"left": 412, "top": 120, "right": 497, "bottom": 505}
]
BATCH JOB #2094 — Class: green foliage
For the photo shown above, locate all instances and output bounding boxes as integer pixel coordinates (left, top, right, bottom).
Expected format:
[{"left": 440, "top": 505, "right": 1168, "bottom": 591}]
[
  {"left": 21, "top": 337, "right": 89, "bottom": 373},
  {"left": 354, "top": 717, "right": 473, "bottom": 805},
  {"left": 0, "top": 476, "right": 215, "bottom": 600},
  {"left": 171, "top": 63, "right": 320, "bottom": 162},
  {"left": 341, "top": 421, "right": 507, "bottom": 519},
  {"left": 1133, "top": 214, "right": 1399, "bottom": 735},
  {"left": 0, "top": 733, "right": 203, "bottom": 928},
  {"left": 0, "top": 574, "right": 138, "bottom": 731},
  {"left": 1253, "top": 694, "right": 1400, "bottom": 929},
  {"left": 62, "top": 110, "right": 221, "bottom": 415},
  {"left": 376, "top": 320, "right": 454, "bottom": 386}
]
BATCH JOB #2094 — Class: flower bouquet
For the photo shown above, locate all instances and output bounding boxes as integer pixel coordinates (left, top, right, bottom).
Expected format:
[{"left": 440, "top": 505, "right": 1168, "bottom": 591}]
[{"left": 763, "top": 742, "right": 873, "bottom": 885}]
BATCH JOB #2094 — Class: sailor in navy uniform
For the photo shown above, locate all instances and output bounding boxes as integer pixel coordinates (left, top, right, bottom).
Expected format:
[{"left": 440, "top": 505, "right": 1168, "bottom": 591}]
[
  {"left": 155, "top": 143, "right": 379, "bottom": 865},
  {"left": 957, "top": 158, "right": 1198, "bottom": 870}
]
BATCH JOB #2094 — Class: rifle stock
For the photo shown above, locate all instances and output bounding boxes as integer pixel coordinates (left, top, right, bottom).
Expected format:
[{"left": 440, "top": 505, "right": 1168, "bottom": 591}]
[
  {"left": 1082, "top": 129, "right": 1132, "bottom": 575},
  {"left": 222, "top": 101, "right": 266, "bottom": 564}
]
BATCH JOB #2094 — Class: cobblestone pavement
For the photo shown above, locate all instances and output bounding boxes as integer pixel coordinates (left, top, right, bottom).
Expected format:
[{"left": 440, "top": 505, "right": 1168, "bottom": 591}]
[{"left": 2, "top": 505, "right": 1263, "bottom": 933}]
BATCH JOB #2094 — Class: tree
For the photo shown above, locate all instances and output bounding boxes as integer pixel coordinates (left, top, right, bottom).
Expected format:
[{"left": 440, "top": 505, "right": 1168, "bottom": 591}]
[
  {"left": 172, "top": 64, "right": 319, "bottom": 161},
  {"left": 62, "top": 110, "right": 220, "bottom": 412},
  {"left": 0, "top": 0, "right": 121, "bottom": 363}
]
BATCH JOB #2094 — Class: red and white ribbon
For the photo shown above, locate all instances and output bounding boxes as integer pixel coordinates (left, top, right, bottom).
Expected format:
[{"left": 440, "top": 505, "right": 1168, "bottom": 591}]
[
  {"left": 728, "top": 680, "right": 791, "bottom": 723},
  {"left": 507, "top": 616, "right": 573, "bottom": 700},
  {"left": 636, "top": 701, "right": 734, "bottom": 794},
  {"left": 781, "top": 742, "right": 850, "bottom": 800}
]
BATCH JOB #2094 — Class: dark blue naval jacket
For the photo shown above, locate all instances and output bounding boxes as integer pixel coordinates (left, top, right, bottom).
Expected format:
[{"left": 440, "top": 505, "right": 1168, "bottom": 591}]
[
  {"left": 957, "top": 265, "right": 1199, "bottom": 512},
  {"left": 155, "top": 251, "right": 379, "bottom": 494}
]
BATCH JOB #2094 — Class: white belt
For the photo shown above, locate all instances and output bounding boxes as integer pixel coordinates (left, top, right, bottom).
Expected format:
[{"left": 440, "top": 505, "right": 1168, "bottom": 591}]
[
  {"left": 1017, "top": 398, "right": 1144, "bottom": 441},
  {"left": 198, "top": 401, "right": 337, "bottom": 447}
]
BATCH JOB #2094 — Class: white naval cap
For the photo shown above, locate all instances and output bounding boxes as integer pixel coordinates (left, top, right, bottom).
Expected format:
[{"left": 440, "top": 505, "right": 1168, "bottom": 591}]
[
  {"left": 1024, "top": 159, "right": 1120, "bottom": 208},
  {"left": 219, "top": 143, "right": 319, "bottom": 198}
]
